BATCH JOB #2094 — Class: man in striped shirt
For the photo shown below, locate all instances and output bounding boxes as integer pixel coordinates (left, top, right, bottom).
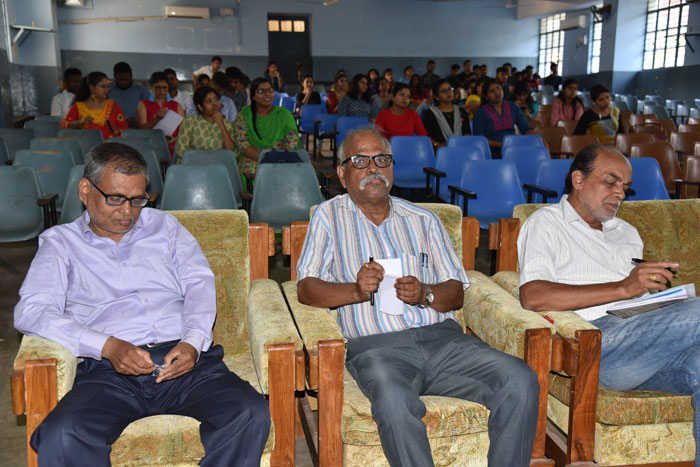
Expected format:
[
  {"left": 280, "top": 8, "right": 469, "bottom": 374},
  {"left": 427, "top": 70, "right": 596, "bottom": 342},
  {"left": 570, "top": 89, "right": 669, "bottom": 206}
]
[{"left": 296, "top": 128, "right": 539, "bottom": 467}]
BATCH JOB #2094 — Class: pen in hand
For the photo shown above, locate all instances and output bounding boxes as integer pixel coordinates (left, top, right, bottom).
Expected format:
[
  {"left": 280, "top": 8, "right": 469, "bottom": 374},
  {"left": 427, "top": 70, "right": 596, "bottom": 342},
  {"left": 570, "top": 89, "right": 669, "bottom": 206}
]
[
  {"left": 369, "top": 256, "right": 375, "bottom": 306},
  {"left": 632, "top": 258, "right": 677, "bottom": 274}
]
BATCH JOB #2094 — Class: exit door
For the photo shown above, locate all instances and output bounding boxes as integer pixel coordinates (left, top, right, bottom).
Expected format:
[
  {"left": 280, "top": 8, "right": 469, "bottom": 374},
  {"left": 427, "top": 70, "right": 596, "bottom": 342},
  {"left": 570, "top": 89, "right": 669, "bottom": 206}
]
[{"left": 267, "top": 14, "right": 312, "bottom": 90}]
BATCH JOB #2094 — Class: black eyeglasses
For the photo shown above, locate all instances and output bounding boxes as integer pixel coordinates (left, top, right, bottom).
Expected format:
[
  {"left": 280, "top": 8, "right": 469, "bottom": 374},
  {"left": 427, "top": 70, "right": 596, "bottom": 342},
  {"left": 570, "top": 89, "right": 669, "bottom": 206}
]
[
  {"left": 89, "top": 180, "right": 149, "bottom": 208},
  {"left": 341, "top": 154, "right": 393, "bottom": 169}
]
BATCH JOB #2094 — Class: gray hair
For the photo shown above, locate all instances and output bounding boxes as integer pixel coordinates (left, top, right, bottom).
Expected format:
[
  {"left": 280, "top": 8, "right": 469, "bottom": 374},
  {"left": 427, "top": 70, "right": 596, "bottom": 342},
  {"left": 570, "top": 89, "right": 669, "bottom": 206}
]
[
  {"left": 83, "top": 142, "right": 150, "bottom": 186},
  {"left": 336, "top": 127, "right": 392, "bottom": 166}
]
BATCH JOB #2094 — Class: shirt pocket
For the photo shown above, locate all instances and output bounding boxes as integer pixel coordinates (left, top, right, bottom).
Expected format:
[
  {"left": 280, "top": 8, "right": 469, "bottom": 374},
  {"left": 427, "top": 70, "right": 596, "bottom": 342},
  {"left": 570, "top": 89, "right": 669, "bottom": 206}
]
[{"left": 400, "top": 254, "right": 433, "bottom": 284}]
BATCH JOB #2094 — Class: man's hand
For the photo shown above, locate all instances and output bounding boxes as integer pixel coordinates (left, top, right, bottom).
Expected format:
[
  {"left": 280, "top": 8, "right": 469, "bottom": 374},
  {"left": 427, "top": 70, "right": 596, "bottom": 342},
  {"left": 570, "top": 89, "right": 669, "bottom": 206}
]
[
  {"left": 355, "top": 262, "right": 384, "bottom": 301},
  {"left": 395, "top": 276, "right": 426, "bottom": 305},
  {"left": 101, "top": 336, "right": 154, "bottom": 375},
  {"left": 156, "top": 342, "right": 198, "bottom": 383},
  {"left": 621, "top": 261, "right": 679, "bottom": 296}
]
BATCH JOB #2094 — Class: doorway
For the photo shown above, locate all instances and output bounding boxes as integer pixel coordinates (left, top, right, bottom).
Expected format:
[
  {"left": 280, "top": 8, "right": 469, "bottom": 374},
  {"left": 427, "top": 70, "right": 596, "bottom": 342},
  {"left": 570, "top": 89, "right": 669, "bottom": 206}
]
[{"left": 267, "top": 14, "right": 312, "bottom": 91}]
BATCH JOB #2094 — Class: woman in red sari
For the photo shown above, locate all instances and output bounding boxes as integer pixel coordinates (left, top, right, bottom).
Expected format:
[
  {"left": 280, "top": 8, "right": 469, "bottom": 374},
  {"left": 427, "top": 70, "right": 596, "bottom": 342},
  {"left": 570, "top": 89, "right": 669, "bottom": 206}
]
[
  {"left": 60, "top": 71, "right": 128, "bottom": 140},
  {"left": 137, "top": 71, "right": 185, "bottom": 153}
]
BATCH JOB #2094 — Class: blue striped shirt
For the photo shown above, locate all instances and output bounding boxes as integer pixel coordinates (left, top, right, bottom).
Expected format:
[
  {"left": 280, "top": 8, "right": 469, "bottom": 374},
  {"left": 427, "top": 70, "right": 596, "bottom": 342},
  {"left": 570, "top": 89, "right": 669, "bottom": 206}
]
[{"left": 297, "top": 194, "right": 470, "bottom": 338}]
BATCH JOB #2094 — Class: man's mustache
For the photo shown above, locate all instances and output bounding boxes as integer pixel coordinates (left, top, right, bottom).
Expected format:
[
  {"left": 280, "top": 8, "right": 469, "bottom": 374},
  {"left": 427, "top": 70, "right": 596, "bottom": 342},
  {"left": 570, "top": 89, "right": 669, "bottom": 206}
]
[{"left": 359, "top": 173, "right": 390, "bottom": 190}]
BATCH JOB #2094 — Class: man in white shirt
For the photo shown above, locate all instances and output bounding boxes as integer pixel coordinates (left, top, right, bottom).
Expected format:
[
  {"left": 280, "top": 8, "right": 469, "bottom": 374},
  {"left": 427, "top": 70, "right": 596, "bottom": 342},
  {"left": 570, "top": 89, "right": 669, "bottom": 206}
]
[
  {"left": 192, "top": 55, "right": 222, "bottom": 83},
  {"left": 518, "top": 145, "right": 700, "bottom": 465},
  {"left": 164, "top": 68, "right": 192, "bottom": 111},
  {"left": 50, "top": 68, "right": 82, "bottom": 117}
]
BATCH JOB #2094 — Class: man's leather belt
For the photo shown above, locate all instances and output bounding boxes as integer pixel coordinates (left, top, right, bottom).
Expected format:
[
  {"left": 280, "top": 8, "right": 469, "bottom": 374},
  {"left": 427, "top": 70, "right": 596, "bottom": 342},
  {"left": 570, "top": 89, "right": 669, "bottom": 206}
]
[{"left": 145, "top": 339, "right": 180, "bottom": 348}]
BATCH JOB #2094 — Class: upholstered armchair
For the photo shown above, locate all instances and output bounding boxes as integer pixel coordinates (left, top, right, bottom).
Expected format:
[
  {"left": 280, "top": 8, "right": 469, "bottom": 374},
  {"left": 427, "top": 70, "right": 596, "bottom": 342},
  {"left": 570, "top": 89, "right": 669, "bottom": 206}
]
[
  {"left": 490, "top": 199, "right": 700, "bottom": 466},
  {"left": 12, "top": 210, "right": 303, "bottom": 467},
  {"left": 280, "top": 203, "right": 555, "bottom": 466}
]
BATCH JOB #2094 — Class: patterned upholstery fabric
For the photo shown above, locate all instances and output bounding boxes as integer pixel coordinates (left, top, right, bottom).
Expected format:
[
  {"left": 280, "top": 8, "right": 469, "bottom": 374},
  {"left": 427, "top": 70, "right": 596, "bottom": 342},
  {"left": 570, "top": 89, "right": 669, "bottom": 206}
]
[{"left": 12, "top": 210, "right": 303, "bottom": 464}]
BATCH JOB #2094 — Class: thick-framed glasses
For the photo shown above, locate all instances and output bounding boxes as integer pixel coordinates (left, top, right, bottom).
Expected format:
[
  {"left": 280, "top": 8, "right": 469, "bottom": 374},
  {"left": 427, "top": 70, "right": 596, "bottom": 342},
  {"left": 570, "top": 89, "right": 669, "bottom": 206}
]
[
  {"left": 341, "top": 154, "right": 393, "bottom": 169},
  {"left": 255, "top": 87, "right": 275, "bottom": 95},
  {"left": 89, "top": 180, "right": 149, "bottom": 208},
  {"left": 438, "top": 87, "right": 454, "bottom": 94}
]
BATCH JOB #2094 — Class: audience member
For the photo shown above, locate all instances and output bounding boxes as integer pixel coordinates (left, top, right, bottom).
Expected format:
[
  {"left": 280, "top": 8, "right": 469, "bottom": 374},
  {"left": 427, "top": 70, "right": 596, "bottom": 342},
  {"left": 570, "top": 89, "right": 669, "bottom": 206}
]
[
  {"left": 61, "top": 71, "right": 128, "bottom": 140},
  {"left": 224, "top": 66, "right": 250, "bottom": 112},
  {"left": 511, "top": 81, "right": 539, "bottom": 119},
  {"left": 192, "top": 55, "right": 222, "bottom": 83},
  {"left": 264, "top": 60, "right": 284, "bottom": 92},
  {"left": 464, "top": 78, "right": 483, "bottom": 122},
  {"left": 382, "top": 68, "right": 394, "bottom": 85},
  {"left": 550, "top": 78, "right": 584, "bottom": 126},
  {"left": 421, "top": 60, "right": 440, "bottom": 91},
  {"left": 543, "top": 62, "right": 562, "bottom": 90},
  {"left": 446, "top": 64, "right": 461, "bottom": 90},
  {"left": 295, "top": 74, "right": 322, "bottom": 114},
  {"left": 327, "top": 72, "right": 348, "bottom": 114},
  {"left": 456, "top": 59, "right": 472, "bottom": 85},
  {"left": 473, "top": 78, "right": 533, "bottom": 156},
  {"left": 371, "top": 77, "right": 391, "bottom": 113},
  {"left": 196, "top": 73, "right": 211, "bottom": 89},
  {"left": 296, "top": 127, "right": 540, "bottom": 467},
  {"left": 209, "top": 72, "right": 238, "bottom": 122},
  {"left": 338, "top": 74, "right": 379, "bottom": 119},
  {"left": 422, "top": 79, "right": 471, "bottom": 147},
  {"left": 574, "top": 84, "right": 622, "bottom": 144},
  {"left": 174, "top": 86, "right": 235, "bottom": 164},
  {"left": 367, "top": 68, "right": 380, "bottom": 94},
  {"left": 232, "top": 77, "right": 299, "bottom": 181},
  {"left": 137, "top": 71, "right": 185, "bottom": 154},
  {"left": 182, "top": 74, "right": 213, "bottom": 116},
  {"left": 51, "top": 67, "right": 82, "bottom": 117},
  {"left": 517, "top": 145, "right": 700, "bottom": 466},
  {"left": 15, "top": 142, "right": 270, "bottom": 465},
  {"left": 523, "top": 66, "right": 538, "bottom": 91},
  {"left": 409, "top": 74, "right": 429, "bottom": 109},
  {"left": 108, "top": 62, "right": 149, "bottom": 128},
  {"left": 163, "top": 68, "right": 191, "bottom": 115},
  {"left": 398, "top": 65, "right": 414, "bottom": 85},
  {"left": 479, "top": 64, "right": 489, "bottom": 77},
  {"left": 375, "top": 82, "right": 429, "bottom": 141},
  {"left": 414, "top": 88, "right": 434, "bottom": 119}
]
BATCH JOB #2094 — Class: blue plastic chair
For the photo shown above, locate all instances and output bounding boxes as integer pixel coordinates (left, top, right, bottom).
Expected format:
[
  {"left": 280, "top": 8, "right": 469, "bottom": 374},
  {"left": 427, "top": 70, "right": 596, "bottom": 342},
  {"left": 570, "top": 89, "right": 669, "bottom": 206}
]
[
  {"left": 273, "top": 92, "right": 289, "bottom": 107},
  {"left": 502, "top": 146, "right": 551, "bottom": 197},
  {"left": 259, "top": 148, "right": 311, "bottom": 163},
  {"left": 646, "top": 95, "right": 665, "bottom": 106},
  {"left": 391, "top": 136, "right": 435, "bottom": 190},
  {"left": 530, "top": 159, "right": 573, "bottom": 204},
  {"left": 627, "top": 158, "right": 670, "bottom": 200},
  {"left": 335, "top": 116, "right": 370, "bottom": 150},
  {"left": 181, "top": 149, "right": 243, "bottom": 208},
  {"left": 0, "top": 166, "right": 46, "bottom": 242},
  {"left": 0, "top": 137, "right": 9, "bottom": 164},
  {"left": 0, "top": 128, "right": 34, "bottom": 161},
  {"left": 249, "top": 162, "right": 325, "bottom": 230},
  {"left": 35, "top": 115, "right": 63, "bottom": 122},
  {"left": 160, "top": 165, "right": 237, "bottom": 210},
  {"left": 299, "top": 104, "right": 324, "bottom": 151},
  {"left": 281, "top": 96, "right": 297, "bottom": 114},
  {"left": 13, "top": 149, "right": 74, "bottom": 212},
  {"left": 56, "top": 128, "right": 104, "bottom": 155},
  {"left": 25, "top": 119, "right": 60, "bottom": 138},
  {"left": 428, "top": 146, "right": 485, "bottom": 202},
  {"left": 446, "top": 135, "right": 492, "bottom": 159},
  {"left": 123, "top": 129, "right": 171, "bottom": 164},
  {"left": 30, "top": 137, "right": 83, "bottom": 164},
  {"left": 118, "top": 139, "right": 163, "bottom": 205},
  {"left": 448, "top": 160, "right": 526, "bottom": 229},
  {"left": 501, "top": 135, "right": 545, "bottom": 151},
  {"left": 58, "top": 165, "right": 86, "bottom": 225}
]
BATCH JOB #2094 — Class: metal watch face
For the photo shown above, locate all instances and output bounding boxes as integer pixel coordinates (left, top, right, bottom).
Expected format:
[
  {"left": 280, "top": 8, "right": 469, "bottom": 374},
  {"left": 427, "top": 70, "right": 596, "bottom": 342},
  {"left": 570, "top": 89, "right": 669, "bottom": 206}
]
[{"left": 426, "top": 291, "right": 434, "bottom": 306}]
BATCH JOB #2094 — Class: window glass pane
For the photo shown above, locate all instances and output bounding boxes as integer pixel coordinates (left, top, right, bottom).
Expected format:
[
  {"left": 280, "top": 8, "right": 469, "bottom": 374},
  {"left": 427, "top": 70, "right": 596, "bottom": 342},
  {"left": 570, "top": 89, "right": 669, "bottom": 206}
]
[
  {"left": 659, "top": 0, "right": 669, "bottom": 8},
  {"left": 592, "top": 57, "right": 600, "bottom": 74},
  {"left": 648, "top": 0, "right": 658, "bottom": 10},
  {"left": 280, "top": 20, "right": 292, "bottom": 32},
  {"left": 678, "top": 46, "right": 686, "bottom": 66},
  {"left": 656, "top": 31, "right": 666, "bottom": 49},
  {"left": 647, "top": 12, "right": 657, "bottom": 32},
  {"left": 643, "top": 52, "right": 653, "bottom": 69},
  {"left": 293, "top": 20, "right": 305, "bottom": 32},
  {"left": 682, "top": 6, "right": 689, "bottom": 25},
  {"left": 669, "top": 8, "right": 679, "bottom": 27},
  {"left": 658, "top": 10, "right": 668, "bottom": 29},
  {"left": 665, "top": 49, "right": 676, "bottom": 67},
  {"left": 654, "top": 49, "right": 665, "bottom": 67},
  {"left": 267, "top": 20, "right": 279, "bottom": 32}
]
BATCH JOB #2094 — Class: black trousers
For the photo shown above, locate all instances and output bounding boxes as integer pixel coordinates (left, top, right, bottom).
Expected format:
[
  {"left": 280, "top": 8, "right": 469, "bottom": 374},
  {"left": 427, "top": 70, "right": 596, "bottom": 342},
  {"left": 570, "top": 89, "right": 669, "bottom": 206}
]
[{"left": 31, "top": 343, "right": 270, "bottom": 467}]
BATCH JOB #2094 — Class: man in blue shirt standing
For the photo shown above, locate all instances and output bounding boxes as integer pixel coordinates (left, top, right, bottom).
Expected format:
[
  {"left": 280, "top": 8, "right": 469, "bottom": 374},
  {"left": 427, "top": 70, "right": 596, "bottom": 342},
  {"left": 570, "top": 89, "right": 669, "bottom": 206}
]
[{"left": 108, "top": 62, "right": 150, "bottom": 128}]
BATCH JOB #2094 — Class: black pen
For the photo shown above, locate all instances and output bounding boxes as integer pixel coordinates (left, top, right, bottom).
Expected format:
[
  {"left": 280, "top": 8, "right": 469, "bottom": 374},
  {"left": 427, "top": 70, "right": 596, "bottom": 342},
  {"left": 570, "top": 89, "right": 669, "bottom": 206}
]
[
  {"left": 632, "top": 258, "right": 677, "bottom": 274},
  {"left": 369, "top": 256, "right": 375, "bottom": 306}
]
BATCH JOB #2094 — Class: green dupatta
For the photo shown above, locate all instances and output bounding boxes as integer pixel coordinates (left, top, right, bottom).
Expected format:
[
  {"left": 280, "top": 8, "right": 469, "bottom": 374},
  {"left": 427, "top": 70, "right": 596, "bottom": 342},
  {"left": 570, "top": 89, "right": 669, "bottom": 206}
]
[{"left": 240, "top": 105, "right": 298, "bottom": 149}]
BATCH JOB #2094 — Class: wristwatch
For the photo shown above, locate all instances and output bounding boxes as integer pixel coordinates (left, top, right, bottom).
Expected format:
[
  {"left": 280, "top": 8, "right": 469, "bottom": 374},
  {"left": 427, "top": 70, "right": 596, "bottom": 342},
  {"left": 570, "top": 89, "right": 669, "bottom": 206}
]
[{"left": 418, "top": 285, "right": 434, "bottom": 309}]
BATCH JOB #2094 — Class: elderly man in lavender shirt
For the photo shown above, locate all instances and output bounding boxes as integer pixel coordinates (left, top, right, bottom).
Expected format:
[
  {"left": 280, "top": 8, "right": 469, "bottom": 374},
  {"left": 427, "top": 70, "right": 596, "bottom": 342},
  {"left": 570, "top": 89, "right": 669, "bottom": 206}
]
[{"left": 14, "top": 142, "right": 269, "bottom": 467}]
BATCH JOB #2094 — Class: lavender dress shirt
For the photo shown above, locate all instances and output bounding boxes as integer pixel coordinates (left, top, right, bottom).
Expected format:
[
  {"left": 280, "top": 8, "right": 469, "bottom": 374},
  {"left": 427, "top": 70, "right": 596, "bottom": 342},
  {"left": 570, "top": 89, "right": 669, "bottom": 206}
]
[{"left": 14, "top": 208, "right": 216, "bottom": 360}]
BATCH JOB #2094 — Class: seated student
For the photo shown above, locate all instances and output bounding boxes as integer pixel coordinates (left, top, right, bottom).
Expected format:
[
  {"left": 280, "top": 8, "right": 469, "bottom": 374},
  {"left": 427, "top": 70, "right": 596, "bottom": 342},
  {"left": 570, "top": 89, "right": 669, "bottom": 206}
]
[
  {"left": 327, "top": 72, "right": 348, "bottom": 114},
  {"left": 51, "top": 67, "right": 82, "bottom": 117},
  {"left": 337, "top": 74, "right": 381, "bottom": 119},
  {"left": 232, "top": 77, "right": 299, "bottom": 180},
  {"left": 295, "top": 74, "right": 321, "bottom": 114},
  {"left": 208, "top": 72, "right": 238, "bottom": 122},
  {"left": 375, "top": 83, "right": 429, "bottom": 141},
  {"left": 137, "top": 71, "right": 185, "bottom": 154},
  {"left": 511, "top": 81, "right": 539, "bottom": 119},
  {"left": 446, "top": 63, "right": 461, "bottom": 90},
  {"left": 496, "top": 66, "right": 512, "bottom": 101},
  {"left": 398, "top": 65, "right": 414, "bottom": 85},
  {"left": 422, "top": 79, "right": 471, "bottom": 148},
  {"left": 550, "top": 78, "right": 584, "bottom": 126},
  {"left": 382, "top": 68, "right": 394, "bottom": 87},
  {"left": 409, "top": 74, "right": 429, "bottom": 109},
  {"left": 456, "top": 59, "right": 472, "bottom": 85},
  {"left": 174, "top": 86, "right": 235, "bottom": 164},
  {"left": 61, "top": 71, "right": 129, "bottom": 140},
  {"left": 163, "top": 68, "right": 191, "bottom": 115},
  {"left": 296, "top": 127, "right": 540, "bottom": 467},
  {"left": 574, "top": 84, "right": 622, "bottom": 144},
  {"left": 225, "top": 67, "right": 250, "bottom": 112},
  {"left": 421, "top": 59, "right": 440, "bottom": 92},
  {"left": 472, "top": 78, "right": 533, "bottom": 156},
  {"left": 464, "top": 78, "right": 483, "bottom": 122},
  {"left": 517, "top": 145, "right": 700, "bottom": 466},
  {"left": 264, "top": 61, "right": 284, "bottom": 92},
  {"left": 14, "top": 142, "right": 270, "bottom": 466},
  {"left": 543, "top": 62, "right": 562, "bottom": 90},
  {"left": 192, "top": 55, "right": 222, "bottom": 83},
  {"left": 367, "top": 68, "right": 380, "bottom": 94},
  {"left": 371, "top": 77, "right": 391, "bottom": 113},
  {"left": 107, "top": 62, "right": 150, "bottom": 128},
  {"left": 183, "top": 74, "right": 213, "bottom": 116}
]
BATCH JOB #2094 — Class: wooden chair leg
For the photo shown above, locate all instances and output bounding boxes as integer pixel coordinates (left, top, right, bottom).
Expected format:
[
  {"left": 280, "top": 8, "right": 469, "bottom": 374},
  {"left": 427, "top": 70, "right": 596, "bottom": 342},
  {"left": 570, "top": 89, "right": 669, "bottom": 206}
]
[
  {"left": 23, "top": 359, "right": 58, "bottom": 467},
  {"left": 525, "top": 328, "right": 555, "bottom": 465},
  {"left": 269, "top": 343, "right": 296, "bottom": 467},
  {"left": 318, "top": 340, "right": 344, "bottom": 467}
]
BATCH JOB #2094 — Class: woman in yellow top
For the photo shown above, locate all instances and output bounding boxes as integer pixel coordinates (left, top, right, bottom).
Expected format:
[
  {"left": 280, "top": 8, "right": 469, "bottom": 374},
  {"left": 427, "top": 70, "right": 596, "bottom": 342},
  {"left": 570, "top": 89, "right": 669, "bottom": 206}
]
[
  {"left": 60, "top": 71, "right": 128, "bottom": 140},
  {"left": 464, "top": 78, "right": 484, "bottom": 122}
]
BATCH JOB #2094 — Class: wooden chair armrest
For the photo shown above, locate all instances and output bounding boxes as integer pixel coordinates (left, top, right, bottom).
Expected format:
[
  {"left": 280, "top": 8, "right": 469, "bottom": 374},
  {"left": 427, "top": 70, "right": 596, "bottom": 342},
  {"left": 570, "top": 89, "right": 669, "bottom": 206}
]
[
  {"left": 37, "top": 193, "right": 59, "bottom": 207},
  {"left": 489, "top": 218, "right": 520, "bottom": 272}
]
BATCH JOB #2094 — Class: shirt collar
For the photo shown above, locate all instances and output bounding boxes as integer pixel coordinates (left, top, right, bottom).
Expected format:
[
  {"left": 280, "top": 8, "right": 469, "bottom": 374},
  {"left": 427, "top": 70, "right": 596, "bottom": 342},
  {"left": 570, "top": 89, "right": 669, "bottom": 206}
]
[
  {"left": 560, "top": 194, "right": 621, "bottom": 232},
  {"left": 340, "top": 194, "right": 409, "bottom": 222},
  {"left": 80, "top": 209, "right": 148, "bottom": 243}
]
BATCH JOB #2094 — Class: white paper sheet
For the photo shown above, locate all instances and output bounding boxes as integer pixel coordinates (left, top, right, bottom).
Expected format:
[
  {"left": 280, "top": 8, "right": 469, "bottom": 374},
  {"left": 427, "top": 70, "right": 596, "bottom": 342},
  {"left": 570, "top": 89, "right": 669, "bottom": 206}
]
[
  {"left": 375, "top": 258, "right": 404, "bottom": 315},
  {"left": 153, "top": 109, "right": 184, "bottom": 136}
]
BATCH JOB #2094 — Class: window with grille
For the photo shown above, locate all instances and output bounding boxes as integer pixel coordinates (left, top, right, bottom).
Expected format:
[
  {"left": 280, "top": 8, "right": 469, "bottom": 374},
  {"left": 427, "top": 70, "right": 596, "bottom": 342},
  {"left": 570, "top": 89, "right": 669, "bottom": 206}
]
[
  {"left": 589, "top": 4, "right": 603, "bottom": 74},
  {"left": 539, "top": 13, "right": 566, "bottom": 78},
  {"left": 643, "top": 0, "right": 689, "bottom": 69}
]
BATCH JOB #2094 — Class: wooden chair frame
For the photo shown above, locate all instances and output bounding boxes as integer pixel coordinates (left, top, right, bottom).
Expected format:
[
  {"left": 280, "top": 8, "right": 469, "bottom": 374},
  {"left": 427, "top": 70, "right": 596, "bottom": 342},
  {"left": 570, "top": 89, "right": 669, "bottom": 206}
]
[
  {"left": 11, "top": 223, "right": 299, "bottom": 467},
  {"left": 490, "top": 217, "right": 694, "bottom": 467},
  {"left": 282, "top": 216, "right": 554, "bottom": 466}
]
